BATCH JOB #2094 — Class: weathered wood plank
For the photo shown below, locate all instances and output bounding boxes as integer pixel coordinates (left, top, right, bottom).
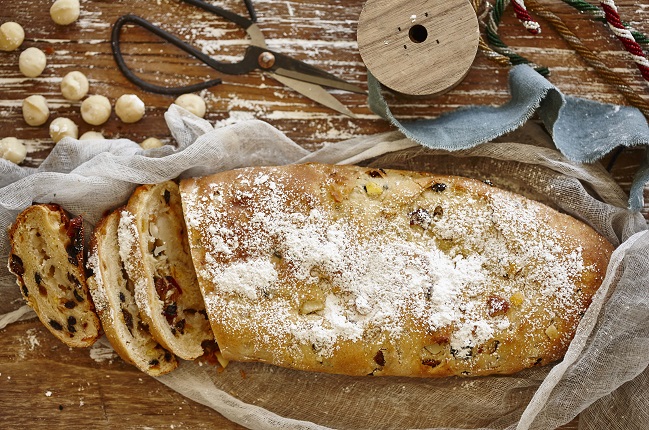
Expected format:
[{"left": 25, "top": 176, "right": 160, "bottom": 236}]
[{"left": 0, "top": 319, "right": 246, "bottom": 429}]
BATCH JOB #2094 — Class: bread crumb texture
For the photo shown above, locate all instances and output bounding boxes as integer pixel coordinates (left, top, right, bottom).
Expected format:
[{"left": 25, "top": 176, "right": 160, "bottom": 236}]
[
  {"left": 86, "top": 210, "right": 179, "bottom": 376},
  {"left": 8, "top": 204, "right": 100, "bottom": 348},
  {"left": 180, "top": 164, "right": 613, "bottom": 377}
]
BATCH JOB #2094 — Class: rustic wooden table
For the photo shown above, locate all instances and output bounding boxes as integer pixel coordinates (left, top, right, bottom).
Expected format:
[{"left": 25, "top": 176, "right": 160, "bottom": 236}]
[{"left": 1, "top": 0, "right": 647, "bottom": 429}]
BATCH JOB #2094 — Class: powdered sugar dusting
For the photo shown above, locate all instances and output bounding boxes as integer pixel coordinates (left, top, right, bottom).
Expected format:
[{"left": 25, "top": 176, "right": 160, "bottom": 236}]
[
  {"left": 118, "top": 210, "right": 151, "bottom": 318},
  {"left": 209, "top": 258, "right": 278, "bottom": 301},
  {"left": 118, "top": 211, "right": 137, "bottom": 264},
  {"left": 86, "top": 249, "right": 107, "bottom": 313},
  {"left": 182, "top": 165, "right": 594, "bottom": 369}
]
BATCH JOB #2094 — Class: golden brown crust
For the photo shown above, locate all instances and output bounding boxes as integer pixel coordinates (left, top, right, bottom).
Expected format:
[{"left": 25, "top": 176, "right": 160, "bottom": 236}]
[
  {"left": 8, "top": 204, "right": 101, "bottom": 348},
  {"left": 180, "top": 163, "right": 613, "bottom": 377}
]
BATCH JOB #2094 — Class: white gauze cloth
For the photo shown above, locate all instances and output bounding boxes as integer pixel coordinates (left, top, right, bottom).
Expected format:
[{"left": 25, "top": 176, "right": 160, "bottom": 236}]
[{"left": 0, "top": 105, "right": 647, "bottom": 430}]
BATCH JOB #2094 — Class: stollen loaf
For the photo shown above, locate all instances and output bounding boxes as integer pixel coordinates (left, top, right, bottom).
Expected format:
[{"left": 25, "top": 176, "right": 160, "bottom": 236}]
[{"left": 179, "top": 163, "right": 613, "bottom": 377}]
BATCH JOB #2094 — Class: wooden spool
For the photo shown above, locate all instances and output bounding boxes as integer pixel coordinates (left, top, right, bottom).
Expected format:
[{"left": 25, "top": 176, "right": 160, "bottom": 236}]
[{"left": 357, "top": 0, "right": 480, "bottom": 96}]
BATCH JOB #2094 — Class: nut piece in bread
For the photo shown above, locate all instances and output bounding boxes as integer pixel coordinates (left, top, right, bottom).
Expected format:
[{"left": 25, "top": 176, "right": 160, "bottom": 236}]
[
  {"left": 87, "top": 209, "right": 178, "bottom": 376},
  {"left": 8, "top": 204, "right": 101, "bottom": 347},
  {"left": 120, "top": 181, "right": 213, "bottom": 361},
  {"left": 179, "top": 163, "right": 614, "bottom": 378}
]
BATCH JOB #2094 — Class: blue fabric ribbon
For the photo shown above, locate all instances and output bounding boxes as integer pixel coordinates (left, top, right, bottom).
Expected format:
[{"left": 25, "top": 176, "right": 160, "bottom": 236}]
[{"left": 368, "top": 64, "right": 649, "bottom": 210}]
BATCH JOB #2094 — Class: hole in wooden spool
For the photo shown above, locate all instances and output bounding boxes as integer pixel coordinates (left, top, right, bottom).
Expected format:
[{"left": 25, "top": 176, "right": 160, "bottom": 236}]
[{"left": 409, "top": 24, "right": 428, "bottom": 43}]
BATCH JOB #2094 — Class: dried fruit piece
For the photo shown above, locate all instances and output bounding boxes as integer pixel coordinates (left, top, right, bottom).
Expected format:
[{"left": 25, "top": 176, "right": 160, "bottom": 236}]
[
  {"left": 9, "top": 254, "right": 25, "bottom": 276},
  {"left": 545, "top": 324, "right": 560, "bottom": 340},
  {"left": 409, "top": 208, "right": 432, "bottom": 228},
  {"left": 374, "top": 350, "right": 386, "bottom": 367},
  {"left": 364, "top": 181, "right": 383, "bottom": 197},
  {"left": 431, "top": 182, "right": 447, "bottom": 192},
  {"left": 486, "top": 295, "right": 510, "bottom": 317},
  {"left": 422, "top": 358, "right": 441, "bottom": 368},
  {"left": 510, "top": 291, "right": 525, "bottom": 307}
]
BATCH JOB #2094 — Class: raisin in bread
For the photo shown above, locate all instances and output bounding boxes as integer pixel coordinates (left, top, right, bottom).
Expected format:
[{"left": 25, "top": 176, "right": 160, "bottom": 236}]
[
  {"left": 8, "top": 204, "right": 101, "bottom": 347},
  {"left": 179, "top": 163, "right": 614, "bottom": 377},
  {"left": 119, "top": 181, "right": 213, "bottom": 361},
  {"left": 87, "top": 209, "right": 178, "bottom": 376}
]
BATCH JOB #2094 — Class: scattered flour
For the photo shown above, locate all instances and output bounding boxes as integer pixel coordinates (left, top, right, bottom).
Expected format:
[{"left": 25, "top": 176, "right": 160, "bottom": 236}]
[
  {"left": 25, "top": 328, "right": 41, "bottom": 351},
  {"left": 118, "top": 210, "right": 151, "bottom": 318},
  {"left": 86, "top": 250, "right": 106, "bottom": 312},
  {"left": 16, "top": 327, "right": 41, "bottom": 359},
  {"left": 89, "top": 337, "right": 118, "bottom": 363}
]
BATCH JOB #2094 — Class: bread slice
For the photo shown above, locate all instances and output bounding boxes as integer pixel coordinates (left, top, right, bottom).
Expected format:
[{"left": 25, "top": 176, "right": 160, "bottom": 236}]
[
  {"left": 179, "top": 163, "right": 614, "bottom": 377},
  {"left": 8, "top": 204, "right": 101, "bottom": 347},
  {"left": 119, "top": 181, "right": 213, "bottom": 360},
  {"left": 87, "top": 209, "right": 178, "bottom": 376}
]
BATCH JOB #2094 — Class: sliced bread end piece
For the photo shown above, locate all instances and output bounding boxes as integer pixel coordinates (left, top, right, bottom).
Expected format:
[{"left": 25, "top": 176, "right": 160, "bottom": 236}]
[{"left": 8, "top": 204, "right": 101, "bottom": 348}]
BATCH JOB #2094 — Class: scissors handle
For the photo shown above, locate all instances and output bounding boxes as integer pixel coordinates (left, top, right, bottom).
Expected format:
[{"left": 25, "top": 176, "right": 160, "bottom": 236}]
[
  {"left": 181, "top": 0, "right": 256, "bottom": 27},
  {"left": 111, "top": 14, "right": 259, "bottom": 95}
]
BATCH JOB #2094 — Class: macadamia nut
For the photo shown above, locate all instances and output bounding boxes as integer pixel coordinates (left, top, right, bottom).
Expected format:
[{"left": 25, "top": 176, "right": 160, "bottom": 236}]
[
  {"left": 49, "top": 117, "right": 78, "bottom": 143},
  {"left": 19, "top": 47, "right": 47, "bottom": 78},
  {"left": 61, "top": 71, "right": 89, "bottom": 101},
  {"left": 22, "top": 95, "right": 50, "bottom": 126},
  {"left": 50, "top": 0, "right": 80, "bottom": 26},
  {"left": 79, "top": 131, "right": 105, "bottom": 140},
  {"left": 0, "top": 22, "right": 24, "bottom": 51},
  {"left": 140, "top": 137, "right": 164, "bottom": 149},
  {"left": 81, "top": 95, "right": 111, "bottom": 125},
  {"left": 115, "top": 94, "right": 145, "bottom": 123},
  {"left": 0, "top": 137, "right": 27, "bottom": 164},
  {"left": 174, "top": 93, "right": 206, "bottom": 118}
]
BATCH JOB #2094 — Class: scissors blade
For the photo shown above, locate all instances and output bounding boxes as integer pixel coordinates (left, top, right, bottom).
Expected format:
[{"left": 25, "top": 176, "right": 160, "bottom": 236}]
[
  {"left": 270, "top": 73, "right": 357, "bottom": 118},
  {"left": 264, "top": 50, "right": 366, "bottom": 94},
  {"left": 274, "top": 67, "right": 366, "bottom": 95}
]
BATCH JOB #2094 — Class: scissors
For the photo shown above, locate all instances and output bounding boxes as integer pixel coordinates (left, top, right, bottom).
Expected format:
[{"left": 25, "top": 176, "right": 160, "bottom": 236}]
[{"left": 111, "top": 0, "right": 365, "bottom": 117}]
